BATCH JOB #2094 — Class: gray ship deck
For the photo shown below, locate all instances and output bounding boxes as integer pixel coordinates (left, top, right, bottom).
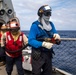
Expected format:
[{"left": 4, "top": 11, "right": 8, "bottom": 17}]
[{"left": 0, "top": 65, "right": 66, "bottom": 75}]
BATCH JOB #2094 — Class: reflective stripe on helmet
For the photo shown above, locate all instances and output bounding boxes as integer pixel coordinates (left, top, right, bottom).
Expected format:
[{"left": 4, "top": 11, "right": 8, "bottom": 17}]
[{"left": 44, "top": 6, "right": 51, "bottom": 11}]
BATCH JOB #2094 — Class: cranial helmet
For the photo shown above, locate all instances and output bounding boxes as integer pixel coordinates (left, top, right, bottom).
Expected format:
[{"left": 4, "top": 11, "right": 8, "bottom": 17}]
[
  {"left": 37, "top": 5, "right": 52, "bottom": 17},
  {"left": 0, "top": 24, "right": 8, "bottom": 32},
  {"left": 10, "top": 17, "right": 20, "bottom": 23},
  {"left": 1, "top": 24, "right": 7, "bottom": 29}
]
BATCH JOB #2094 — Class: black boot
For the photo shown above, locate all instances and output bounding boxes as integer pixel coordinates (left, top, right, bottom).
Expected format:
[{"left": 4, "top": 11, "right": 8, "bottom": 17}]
[{"left": 7, "top": 72, "right": 11, "bottom": 75}]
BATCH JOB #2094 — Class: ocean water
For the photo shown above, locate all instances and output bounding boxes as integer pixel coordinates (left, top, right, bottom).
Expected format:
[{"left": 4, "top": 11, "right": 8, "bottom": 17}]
[
  {"left": 58, "top": 30, "right": 76, "bottom": 38},
  {"left": 22, "top": 30, "right": 76, "bottom": 75}
]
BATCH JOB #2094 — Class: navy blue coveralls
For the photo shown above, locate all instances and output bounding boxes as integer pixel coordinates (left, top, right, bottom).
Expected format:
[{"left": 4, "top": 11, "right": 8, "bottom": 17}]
[
  {"left": 6, "top": 54, "right": 24, "bottom": 75},
  {"left": 28, "top": 20, "right": 57, "bottom": 75}
]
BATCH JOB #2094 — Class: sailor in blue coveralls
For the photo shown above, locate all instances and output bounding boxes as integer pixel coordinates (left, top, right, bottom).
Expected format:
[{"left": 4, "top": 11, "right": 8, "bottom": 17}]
[{"left": 28, "top": 5, "right": 61, "bottom": 75}]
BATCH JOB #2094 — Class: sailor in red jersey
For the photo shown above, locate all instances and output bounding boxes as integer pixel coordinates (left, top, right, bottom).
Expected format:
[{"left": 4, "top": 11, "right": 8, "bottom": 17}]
[
  {"left": 0, "top": 24, "right": 7, "bottom": 45},
  {"left": 1, "top": 17, "right": 28, "bottom": 75},
  {"left": 0, "top": 33, "right": 1, "bottom": 43},
  {"left": 0, "top": 24, "right": 7, "bottom": 65},
  {"left": 0, "top": 25, "right": 2, "bottom": 63}
]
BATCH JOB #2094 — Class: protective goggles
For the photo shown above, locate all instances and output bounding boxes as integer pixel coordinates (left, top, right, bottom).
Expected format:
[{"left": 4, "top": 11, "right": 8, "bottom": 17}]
[
  {"left": 43, "top": 11, "right": 51, "bottom": 16},
  {"left": 10, "top": 23, "right": 19, "bottom": 28}
]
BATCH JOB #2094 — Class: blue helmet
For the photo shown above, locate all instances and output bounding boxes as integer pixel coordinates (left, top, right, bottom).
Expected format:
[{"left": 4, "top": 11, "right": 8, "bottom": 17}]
[{"left": 37, "top": 5, "right": 52, "bottom": 17}]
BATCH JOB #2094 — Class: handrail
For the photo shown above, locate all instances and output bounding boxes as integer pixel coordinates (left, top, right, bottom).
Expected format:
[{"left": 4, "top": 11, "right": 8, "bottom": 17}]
[
  {"left": 61, "top": 38, "right": 76, "bottom": 41},
  {"left": 55, "top": 67, "right": 72, "bottom": 75}
]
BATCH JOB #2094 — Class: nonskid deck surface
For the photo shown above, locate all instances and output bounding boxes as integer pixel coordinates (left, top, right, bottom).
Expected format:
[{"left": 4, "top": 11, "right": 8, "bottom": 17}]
[
  {"left": 0, "top": 65, "right": 17, "bottom": 75},
  {"left": 0, "top": 65, "right": 64, "bottom": 75}
]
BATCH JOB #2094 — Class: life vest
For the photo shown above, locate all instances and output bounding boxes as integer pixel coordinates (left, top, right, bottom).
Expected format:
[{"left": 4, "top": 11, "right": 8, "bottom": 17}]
[
  {"left": 5, "top": 31, "right": 23, "bottom": 57},
  {"left": 0, "top": 32, "right": 2, "bottom": 44}
]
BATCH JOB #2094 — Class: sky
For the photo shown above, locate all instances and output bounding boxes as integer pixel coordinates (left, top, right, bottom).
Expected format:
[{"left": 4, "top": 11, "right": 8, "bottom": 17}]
[{"left": 11, "top": 0, "right": 76, "bottom": 30}]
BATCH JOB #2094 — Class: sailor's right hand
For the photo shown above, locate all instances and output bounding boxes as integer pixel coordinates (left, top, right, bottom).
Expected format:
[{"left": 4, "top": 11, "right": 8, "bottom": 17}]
[{"left": 42, "top": 41, "right": 53, "bottom": 49}]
